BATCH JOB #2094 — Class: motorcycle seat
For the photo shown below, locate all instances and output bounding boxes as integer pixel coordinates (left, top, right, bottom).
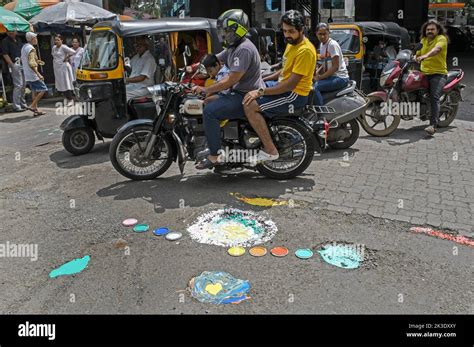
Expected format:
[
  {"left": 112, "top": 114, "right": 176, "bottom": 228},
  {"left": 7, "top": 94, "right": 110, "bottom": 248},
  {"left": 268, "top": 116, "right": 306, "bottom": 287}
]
[
  {"left": 262, "top": 107, "right": 306, "bottom": 118},
  {"left": 447, "top": 70, "right": 463, "bottom": 84},
  {"left": 320, "top": 80, "right": 356, "bottom": 103}
]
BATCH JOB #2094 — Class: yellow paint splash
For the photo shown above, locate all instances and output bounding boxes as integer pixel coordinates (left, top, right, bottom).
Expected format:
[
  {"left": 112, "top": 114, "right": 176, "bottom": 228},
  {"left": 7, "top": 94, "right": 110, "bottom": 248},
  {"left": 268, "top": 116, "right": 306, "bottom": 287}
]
[
  {"left": 205, "top": 283, "right": 223, "bottom": 295},
  {"left": 221, "top": 223, "right": 252, "bottom": 240},
  {"left": 230, "top": 193, "right": 291, "bottom": 207}
]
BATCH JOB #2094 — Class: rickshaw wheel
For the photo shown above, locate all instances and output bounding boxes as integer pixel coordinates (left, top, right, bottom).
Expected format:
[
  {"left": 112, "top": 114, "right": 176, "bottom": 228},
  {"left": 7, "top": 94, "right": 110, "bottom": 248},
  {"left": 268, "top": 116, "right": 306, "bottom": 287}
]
[
  {"left": 359, "top": 99, "right": 401, "bottom": 137},
  {"left": 62, "top": 127, "right": 96, "bottom": 155}
]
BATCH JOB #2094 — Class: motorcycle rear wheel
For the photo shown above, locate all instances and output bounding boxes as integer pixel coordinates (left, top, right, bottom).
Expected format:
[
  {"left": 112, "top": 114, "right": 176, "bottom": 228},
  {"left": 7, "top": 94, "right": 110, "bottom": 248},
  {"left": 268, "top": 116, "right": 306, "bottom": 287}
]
[
  {"left": 256, "top": 119, "right": 315, "bottom": 180},
  {"left": 328, "top": 119, "right": 360, "bottom": 150},
  {"left": 438, "top": 91, "right": 461, "bottom": 128}
]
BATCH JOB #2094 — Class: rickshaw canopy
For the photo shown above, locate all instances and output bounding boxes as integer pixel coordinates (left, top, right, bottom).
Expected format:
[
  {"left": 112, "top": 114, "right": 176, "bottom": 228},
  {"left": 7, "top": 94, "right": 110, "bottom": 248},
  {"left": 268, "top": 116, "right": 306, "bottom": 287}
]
[{"left": 355, "top": 21, "right": 411, "bottom": 49}]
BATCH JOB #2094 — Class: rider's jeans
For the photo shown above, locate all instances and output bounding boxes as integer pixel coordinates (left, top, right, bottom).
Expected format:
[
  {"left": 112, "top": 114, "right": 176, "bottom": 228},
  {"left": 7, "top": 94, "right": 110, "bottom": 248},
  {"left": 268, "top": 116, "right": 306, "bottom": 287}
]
[
  {"left": 203, "top": 91, "right": 246, "bottom": 156},
  {"left": 426, "top": 74, "right": 447, "bottom": 127},
  {"left": 313, "top": 76, "right": 349, "bottom": 106}
]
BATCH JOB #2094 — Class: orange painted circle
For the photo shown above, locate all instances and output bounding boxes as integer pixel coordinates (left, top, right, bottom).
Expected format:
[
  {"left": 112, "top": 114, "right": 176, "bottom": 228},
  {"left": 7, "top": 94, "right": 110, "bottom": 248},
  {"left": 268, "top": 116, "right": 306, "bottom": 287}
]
[
  {"left": 270, "top": 246, "right": 289, "bottom": 257},
  {"left": 249, "top": 246, "right": 267, "bottom": 257}
]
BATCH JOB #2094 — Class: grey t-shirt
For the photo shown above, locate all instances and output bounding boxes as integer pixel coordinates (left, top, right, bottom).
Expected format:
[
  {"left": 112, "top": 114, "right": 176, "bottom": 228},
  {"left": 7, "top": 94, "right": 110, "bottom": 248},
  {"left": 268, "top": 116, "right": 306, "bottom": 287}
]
[{"left": 216, "top": 38, "right": 264, "bottom": 93}]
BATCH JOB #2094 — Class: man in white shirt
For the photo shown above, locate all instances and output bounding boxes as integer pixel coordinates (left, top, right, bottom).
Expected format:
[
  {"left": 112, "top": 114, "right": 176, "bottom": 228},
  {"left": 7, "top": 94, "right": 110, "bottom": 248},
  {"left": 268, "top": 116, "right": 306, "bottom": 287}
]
[{"left": 126, "top": 37, "right": 157, "bottom": 100}]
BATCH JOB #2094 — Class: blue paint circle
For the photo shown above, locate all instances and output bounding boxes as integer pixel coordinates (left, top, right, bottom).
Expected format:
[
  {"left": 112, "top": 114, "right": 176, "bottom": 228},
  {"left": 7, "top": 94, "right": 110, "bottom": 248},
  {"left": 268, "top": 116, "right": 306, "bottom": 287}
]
[
  {"left": 295, "top": 248, "right": 313, "bottom": 259},
  {"left": 153, "top": 227, "right": 169, "bottom": 236},
  {"left": 133, "top": 224, "right": 149, "bottom": 233}
]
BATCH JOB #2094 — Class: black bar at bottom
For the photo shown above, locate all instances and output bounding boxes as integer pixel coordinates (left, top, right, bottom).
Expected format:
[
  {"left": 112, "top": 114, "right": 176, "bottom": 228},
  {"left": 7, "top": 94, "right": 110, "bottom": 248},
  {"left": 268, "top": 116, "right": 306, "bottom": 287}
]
[{"left": 0, "top": 314, "right": 472, "bottom": 345}]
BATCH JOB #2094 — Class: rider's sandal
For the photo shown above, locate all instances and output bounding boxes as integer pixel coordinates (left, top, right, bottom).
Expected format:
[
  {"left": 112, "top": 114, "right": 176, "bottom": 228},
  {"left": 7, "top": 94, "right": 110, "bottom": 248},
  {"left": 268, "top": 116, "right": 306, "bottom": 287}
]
[{"left": 195, "top": 157, "right": 219, "bottom": 170}]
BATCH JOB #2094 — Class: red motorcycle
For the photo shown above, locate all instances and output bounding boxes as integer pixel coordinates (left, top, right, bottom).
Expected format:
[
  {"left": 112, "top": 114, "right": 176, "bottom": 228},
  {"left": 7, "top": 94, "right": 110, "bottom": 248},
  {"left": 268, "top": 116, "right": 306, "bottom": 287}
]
[{"left": 360, "top": 47, "right": 465, "bottom": 136}]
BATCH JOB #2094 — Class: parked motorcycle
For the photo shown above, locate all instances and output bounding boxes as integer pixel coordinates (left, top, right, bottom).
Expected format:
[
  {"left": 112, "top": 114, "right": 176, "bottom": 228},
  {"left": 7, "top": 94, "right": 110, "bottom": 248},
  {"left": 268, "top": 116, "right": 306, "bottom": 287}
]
[
  {"left": 304, "top": 80, "right": 369, "bottom": 150},
  {"left": 360, "top": 46, "right": 465, "bottom": 136},
  {"left": 109, "top": 70, "right": 322, "bottom": 181}
]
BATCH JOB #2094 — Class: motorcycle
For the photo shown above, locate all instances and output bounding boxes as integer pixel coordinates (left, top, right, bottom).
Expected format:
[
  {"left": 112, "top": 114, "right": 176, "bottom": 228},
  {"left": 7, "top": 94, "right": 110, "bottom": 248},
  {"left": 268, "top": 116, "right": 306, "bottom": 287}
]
[
  {"left": 359, "top": 45, "right": 465, "bottom": 136},
  {"left": 109, "top": 69, "right": 322, "bottom": 181}
]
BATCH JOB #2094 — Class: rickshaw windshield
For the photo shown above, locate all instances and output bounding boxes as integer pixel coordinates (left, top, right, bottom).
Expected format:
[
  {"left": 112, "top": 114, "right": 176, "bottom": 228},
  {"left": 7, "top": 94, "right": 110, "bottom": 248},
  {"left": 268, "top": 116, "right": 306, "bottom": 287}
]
[
  {"left": 81, "top": 30, "right": 118, "bottom": 70},
  {"left": 330, "top": 29, "right": 360, "bottom": 54}
]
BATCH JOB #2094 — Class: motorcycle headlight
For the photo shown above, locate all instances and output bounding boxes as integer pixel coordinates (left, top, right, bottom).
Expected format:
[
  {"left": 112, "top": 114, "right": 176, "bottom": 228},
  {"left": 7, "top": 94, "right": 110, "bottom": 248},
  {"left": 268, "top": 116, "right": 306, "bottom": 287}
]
[{"left": 147, "top": 84, "right": 166, "bottom": 102}]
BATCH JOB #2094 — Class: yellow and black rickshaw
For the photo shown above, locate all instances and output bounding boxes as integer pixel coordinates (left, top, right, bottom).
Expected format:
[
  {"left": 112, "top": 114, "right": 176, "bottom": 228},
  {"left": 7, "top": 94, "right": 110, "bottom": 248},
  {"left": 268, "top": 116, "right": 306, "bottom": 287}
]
[
  {"left": 60, "top": 17, "right": 222, "bottom": 155},
  {"left": 327, "top": 21, "right": 411, "bottom": 94}
]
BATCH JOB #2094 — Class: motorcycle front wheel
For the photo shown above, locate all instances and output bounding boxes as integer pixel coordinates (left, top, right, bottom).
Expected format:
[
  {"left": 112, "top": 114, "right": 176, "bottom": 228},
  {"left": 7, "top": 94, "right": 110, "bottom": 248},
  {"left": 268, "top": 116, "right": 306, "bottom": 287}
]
[
  {"left": 256, "top": 119, "right": 315, "bottom": 180},
  {"left": 359, "top": 99, "right": 400, "bottom": 137},
  {"left": 109, "top": 125, "right": 173, "bottom": 181}
]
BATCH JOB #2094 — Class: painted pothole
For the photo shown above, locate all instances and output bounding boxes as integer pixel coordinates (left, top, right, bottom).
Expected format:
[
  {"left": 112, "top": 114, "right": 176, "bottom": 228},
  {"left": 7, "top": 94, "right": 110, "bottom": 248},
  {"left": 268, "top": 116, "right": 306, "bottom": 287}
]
[
  {"left": 188, "top": 271, "right": 251, "bottom": 304},
  {"left": 186, "top": 208, "right": 277, "bottom": 247},
  {"left": 313, "top": 241, "right": 379, "bottom": 269}
]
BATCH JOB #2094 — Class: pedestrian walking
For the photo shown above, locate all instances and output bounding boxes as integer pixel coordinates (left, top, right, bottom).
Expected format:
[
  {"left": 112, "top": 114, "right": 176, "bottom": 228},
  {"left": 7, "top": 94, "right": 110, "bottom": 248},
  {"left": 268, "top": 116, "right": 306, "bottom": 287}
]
[{"left": 21, "top": 32, "right": 47, "bottom": 117}]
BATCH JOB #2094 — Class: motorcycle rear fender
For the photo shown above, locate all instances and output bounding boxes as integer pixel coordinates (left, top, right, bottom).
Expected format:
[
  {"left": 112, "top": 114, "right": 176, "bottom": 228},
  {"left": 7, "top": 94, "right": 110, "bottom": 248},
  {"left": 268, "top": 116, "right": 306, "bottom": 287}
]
[{"left": 269, "top": 116, "right": 323, "bottom": 153}]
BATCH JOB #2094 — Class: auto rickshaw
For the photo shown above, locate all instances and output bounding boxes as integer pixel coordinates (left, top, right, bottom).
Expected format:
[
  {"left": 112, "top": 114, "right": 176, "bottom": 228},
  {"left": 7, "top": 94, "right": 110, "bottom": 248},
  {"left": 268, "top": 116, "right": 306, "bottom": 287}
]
[
  {"left": 327, "top": 22, "right": 411, "bottom": 94},
  {"left": 60, "top": 17, "right": 222, "bottom": 155}
]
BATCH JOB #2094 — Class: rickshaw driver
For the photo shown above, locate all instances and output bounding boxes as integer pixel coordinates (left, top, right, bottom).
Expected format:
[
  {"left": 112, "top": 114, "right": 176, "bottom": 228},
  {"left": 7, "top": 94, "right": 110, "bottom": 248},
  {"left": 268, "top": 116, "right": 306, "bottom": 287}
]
[
  {"left": 125, "top": 36, "right": 157, "bottom": 100},
  {"left": 191, "top": 9, "right": 265, "bottom": 170}
]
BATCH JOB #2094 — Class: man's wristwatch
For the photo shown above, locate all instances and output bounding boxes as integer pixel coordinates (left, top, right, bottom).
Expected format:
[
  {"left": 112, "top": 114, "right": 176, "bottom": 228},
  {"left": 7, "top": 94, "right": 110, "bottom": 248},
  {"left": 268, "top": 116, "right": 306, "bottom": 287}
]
[{"left": 257, "top": 87, "right": 265, "bottom": 97}]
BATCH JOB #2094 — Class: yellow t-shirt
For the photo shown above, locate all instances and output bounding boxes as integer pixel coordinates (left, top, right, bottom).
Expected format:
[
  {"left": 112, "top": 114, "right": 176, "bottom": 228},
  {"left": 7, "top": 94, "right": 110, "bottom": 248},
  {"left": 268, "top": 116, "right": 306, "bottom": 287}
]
[
  {"left": 278, "top": 37, "right": 316, "bottom": 96},
  {"left": 416, "top": 35, "right": 448, "bottom": 75}
]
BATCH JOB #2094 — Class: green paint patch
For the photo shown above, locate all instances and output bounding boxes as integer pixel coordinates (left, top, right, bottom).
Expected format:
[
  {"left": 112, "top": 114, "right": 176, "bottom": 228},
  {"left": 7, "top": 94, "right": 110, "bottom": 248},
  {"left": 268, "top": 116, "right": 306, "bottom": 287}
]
[{"left": 49, "top": 255, "right": 90, "bottom": 278}]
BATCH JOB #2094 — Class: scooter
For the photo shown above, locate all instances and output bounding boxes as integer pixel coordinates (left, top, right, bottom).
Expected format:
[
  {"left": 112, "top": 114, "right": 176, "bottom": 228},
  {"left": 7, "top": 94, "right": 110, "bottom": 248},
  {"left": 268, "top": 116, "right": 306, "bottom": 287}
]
[{"left": 304, "top": 81, "right": 369, "bottom": 150}]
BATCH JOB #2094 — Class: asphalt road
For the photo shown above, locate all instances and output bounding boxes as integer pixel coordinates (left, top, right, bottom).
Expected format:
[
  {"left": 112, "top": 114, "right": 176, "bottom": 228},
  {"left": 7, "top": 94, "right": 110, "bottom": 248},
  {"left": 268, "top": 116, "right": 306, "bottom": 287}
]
[{"left": 0, "top": 55, "right": 473, "bottom": 314}]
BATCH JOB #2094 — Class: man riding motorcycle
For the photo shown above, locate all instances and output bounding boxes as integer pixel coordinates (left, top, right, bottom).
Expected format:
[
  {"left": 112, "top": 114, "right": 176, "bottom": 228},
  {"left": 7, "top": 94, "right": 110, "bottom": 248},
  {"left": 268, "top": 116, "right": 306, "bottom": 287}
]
[
  {"left": 415, "top": 20, "right": 449, "bottom": 136},
  {"left": 243, "top": 9, "right": 316, "bottom": 163},
  {"left": 191, "top": 9, "right": 265, "bottom": 170}
]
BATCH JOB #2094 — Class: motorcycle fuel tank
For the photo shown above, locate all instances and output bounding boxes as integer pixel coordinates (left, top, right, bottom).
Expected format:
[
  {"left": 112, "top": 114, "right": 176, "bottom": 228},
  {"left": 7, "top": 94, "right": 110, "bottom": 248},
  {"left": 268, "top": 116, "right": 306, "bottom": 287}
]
[
  {"left": 402, "top": 71, "right": 429, "bottom": 92},
  {"left": 182, "top": 97, "right": 204, "bottom": 116}
]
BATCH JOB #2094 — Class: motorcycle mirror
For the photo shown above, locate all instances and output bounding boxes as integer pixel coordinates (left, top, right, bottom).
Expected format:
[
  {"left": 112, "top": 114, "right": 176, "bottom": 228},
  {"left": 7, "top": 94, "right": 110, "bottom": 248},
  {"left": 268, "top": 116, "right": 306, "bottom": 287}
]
[
  {"left": 184, "top": 45, "right": 192, "bottom": 57},
  {"left": 414, "top": 43, "right": 423, "bottom": 52}
]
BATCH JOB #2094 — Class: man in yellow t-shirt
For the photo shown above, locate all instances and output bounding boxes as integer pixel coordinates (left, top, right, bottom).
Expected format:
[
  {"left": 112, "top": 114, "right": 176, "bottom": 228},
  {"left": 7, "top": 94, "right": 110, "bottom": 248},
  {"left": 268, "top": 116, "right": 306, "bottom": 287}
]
[
  {"left": 415, "top": 20, "right": 448, "bottom": 135},
  {"left": 243, "top": 10, "right": 316, "bottom": 163}
]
